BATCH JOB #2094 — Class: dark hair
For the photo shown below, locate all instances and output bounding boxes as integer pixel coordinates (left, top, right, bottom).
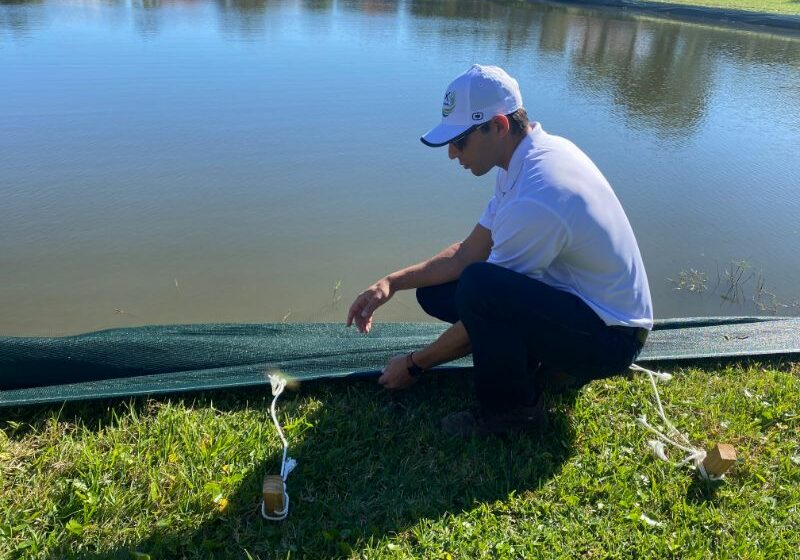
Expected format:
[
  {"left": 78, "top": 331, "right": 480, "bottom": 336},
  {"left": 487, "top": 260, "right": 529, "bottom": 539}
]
[
  {"left": 507, "top": 108, "right": 530, "bottom": 136},
  {"left": 464, "top": 109, "right": 528, "bottom": 148},
  {"left": 476, "top": 108, "right": 528, "bottom": 138}
]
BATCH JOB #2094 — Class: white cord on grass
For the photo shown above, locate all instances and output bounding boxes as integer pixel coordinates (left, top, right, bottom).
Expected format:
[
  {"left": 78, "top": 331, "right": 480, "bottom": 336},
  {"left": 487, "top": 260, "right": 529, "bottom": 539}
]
[
  {"left": 261, "top": 374, "right": 297, "bottom": 521},
  {"left": 629, "top": 363, "right": 721, "bottom": 481}
]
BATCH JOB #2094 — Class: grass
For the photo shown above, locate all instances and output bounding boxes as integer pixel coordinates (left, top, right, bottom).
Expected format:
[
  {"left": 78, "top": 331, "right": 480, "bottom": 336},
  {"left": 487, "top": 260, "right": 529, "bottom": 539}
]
[
  {"left": 1, "top": 362, "right": 799, "bottom": 559},
  {"left": 633, "top": 0, "right": 800, "bottom": 16}
]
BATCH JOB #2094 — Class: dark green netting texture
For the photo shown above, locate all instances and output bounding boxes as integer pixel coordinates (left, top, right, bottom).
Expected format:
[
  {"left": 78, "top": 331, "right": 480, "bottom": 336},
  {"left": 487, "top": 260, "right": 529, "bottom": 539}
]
[{"left": 1, "top": 317, "right": 799, "bottom": 407}]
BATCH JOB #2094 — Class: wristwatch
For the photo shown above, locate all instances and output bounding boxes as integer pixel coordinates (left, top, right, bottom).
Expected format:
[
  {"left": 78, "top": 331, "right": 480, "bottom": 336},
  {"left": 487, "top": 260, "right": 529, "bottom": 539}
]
[{"left": 406, "top": 352, "right": 425, "bottom": 377}]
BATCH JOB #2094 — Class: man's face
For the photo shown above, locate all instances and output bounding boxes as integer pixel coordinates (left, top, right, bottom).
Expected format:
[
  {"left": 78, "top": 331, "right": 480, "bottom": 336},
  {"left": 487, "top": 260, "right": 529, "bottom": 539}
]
[{"left": 447, "top": 122, "right": 497, "bottom": 177}]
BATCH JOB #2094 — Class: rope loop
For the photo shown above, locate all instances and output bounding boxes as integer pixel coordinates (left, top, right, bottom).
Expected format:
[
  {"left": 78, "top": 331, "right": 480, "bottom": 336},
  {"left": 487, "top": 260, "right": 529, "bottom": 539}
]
[
  {"left": 631, "top": 363, "right": 722, "bottom": 481},
  {"left": 262, "top": 374, "right": 297, "bottom": 521}
]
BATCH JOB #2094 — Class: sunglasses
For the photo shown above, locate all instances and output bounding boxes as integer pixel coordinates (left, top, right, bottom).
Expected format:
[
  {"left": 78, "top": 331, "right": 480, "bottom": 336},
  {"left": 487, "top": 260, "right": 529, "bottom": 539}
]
[{"left": 450, "top": 122, "right": 491, "bottom": 151}]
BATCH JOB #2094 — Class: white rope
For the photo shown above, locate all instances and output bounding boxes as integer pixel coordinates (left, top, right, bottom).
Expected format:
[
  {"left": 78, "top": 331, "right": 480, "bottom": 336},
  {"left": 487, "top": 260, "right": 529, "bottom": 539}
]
[
  {"left": 261, "top": 374, "right": 297, "bottom": 521},
  {"left": 629, "top": 363, "right": 720, "bottom": 481}
]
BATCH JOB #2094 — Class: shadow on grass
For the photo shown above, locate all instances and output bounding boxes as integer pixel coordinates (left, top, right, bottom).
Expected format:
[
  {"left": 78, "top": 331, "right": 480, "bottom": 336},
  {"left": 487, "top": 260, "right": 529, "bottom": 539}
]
[
  {"left": 685, "top": 475, "right": 725, "bottom": 504},
  {"left": 8, "top": 358, "right": 799, "bottom": 558},
  {"left": 20, "top": 370, "right": 578, "bottom": 559}
]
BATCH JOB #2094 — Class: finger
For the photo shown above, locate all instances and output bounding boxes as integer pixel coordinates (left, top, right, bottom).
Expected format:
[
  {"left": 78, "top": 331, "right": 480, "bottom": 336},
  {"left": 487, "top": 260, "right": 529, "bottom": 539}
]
[
  {"left": 355, "top": 314, "right": 367, "bottom": 333},
  {"left": 360, "top": 294, "right": 383, "bottom": 319},
  {"left": 347, "top": 297, "right": 365, "bottom": 326},
  {"left": 349, "top": 311, "right": 364, "bottom": 330},
  {"left": 357, "top": 308, "right": 373, "bottom": 331}
]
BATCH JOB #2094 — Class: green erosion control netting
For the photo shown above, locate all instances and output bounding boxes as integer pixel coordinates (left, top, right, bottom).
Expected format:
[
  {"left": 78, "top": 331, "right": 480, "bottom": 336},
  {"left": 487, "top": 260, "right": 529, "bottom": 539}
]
[{"left": 1, "top": 317, "right": 799, "bottom": 407}]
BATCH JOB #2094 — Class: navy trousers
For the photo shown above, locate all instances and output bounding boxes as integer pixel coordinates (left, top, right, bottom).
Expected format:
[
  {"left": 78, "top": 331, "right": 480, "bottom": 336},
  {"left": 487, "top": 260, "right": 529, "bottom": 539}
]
[{"left": 416, "top": 262, "right": 644, "bottom": 412}]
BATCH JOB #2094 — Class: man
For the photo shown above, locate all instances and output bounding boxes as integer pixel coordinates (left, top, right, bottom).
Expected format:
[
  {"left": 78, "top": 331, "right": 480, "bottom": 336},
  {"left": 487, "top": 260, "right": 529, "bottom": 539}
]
[{"left": 346, "top": 65, "right": 652, "bottom": 437}]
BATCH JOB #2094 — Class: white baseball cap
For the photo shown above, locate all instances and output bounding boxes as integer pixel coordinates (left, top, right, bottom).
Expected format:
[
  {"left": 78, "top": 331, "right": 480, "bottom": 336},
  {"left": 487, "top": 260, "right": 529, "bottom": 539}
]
[{"left": 421, "top": 64, "right": 523, "bottom": 148}]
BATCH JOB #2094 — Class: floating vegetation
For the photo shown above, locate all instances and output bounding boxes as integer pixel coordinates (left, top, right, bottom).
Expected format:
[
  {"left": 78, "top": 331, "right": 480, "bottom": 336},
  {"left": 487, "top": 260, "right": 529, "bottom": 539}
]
[
  {"left": 670, "top": 258, "right": 796, "bottom": 316},
  {"left": 113, "top": 308, "right": 138, "bottom": 318},
  {"left": 721, "top": 259, "right": 755, "bottom": 304},
  {"left": 276, "top": 280, "right": 344, "bottom": 323},
  {"left": 752, "top": 270, "right": 780, "bottom": 313},
  {"left": 668, "top": 268, "right": 708, "bottom": 293}
]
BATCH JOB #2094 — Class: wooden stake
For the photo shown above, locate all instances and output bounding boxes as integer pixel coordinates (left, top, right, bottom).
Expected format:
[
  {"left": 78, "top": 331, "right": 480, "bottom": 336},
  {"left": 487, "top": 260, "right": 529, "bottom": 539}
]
[
  {"left": 262, "top": 474, "right": 285, "bottom": 517},
  {"left": 702, "top": 443, "right": 737, "bottom": 477}
]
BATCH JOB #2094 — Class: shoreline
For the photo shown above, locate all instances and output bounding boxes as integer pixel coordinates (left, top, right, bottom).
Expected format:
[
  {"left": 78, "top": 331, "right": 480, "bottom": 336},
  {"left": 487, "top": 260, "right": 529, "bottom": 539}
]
[{"left": 534, "top": 0, "right": 800, "bottom": 32}]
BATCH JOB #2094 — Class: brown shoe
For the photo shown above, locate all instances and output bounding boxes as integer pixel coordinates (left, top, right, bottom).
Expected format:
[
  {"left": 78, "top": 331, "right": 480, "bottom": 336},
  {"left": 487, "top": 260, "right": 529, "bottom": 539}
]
[{"left": 441, "top": 401, "right": 547, "bottom": 438}]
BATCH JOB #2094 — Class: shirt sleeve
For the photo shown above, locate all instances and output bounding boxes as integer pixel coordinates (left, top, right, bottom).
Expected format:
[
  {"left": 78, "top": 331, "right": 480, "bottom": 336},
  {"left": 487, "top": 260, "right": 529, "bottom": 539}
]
[
  {"left": 478, "top": 195, "right": 498, "bottom": 229},
  {"left": 486, "top": 200, "right": 570, "bottom": 276}
]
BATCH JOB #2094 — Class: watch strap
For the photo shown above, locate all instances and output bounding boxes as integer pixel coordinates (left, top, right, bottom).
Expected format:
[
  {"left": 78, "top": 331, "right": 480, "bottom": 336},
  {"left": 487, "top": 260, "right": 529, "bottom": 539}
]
[{"left": 406, "top": 352, "right": 425, "bottom": 377}]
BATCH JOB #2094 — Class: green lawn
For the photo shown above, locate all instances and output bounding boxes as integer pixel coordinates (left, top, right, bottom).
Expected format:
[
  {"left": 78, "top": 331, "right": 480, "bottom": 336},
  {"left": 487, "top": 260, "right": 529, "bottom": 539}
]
[
  {"left": 626, "top": 0, "right": 800, "bottom": 16},
  {"left": 1, "top": 362, "right": 798, "bottom": 559}
]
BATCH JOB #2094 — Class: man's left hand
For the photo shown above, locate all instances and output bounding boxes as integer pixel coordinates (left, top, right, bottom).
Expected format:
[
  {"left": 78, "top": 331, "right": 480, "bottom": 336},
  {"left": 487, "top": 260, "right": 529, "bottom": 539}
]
[{"left": 378, "top": 354, "right": 418, "bottom": 390}]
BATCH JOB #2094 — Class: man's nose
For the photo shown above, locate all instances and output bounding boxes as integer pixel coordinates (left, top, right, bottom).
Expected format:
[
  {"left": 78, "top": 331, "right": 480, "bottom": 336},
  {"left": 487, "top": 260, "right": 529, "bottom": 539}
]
[{"left": 448, "top": 143, "right": 459, "bottom": 159}]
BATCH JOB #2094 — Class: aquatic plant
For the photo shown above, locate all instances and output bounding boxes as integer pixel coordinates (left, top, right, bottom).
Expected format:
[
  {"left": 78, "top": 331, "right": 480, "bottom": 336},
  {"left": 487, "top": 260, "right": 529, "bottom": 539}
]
[
  {"left": 668, "top": 268, "right": 708, "bottom": 293},
  {"left": 670, "top": 258, "right": 796, "bottom": 316}
]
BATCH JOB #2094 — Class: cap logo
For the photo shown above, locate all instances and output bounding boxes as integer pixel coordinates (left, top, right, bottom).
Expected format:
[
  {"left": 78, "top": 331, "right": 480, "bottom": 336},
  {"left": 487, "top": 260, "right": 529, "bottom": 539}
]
[
  {"left": 472, "top": 112, "right": 484, "bottom": 121},
  {"left": 442, "top": 91, "right": 456, "bottom": 117}
]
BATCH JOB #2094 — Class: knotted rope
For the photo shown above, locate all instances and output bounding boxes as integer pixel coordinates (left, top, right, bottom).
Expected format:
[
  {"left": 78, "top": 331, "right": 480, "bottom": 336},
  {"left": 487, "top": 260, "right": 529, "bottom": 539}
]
[{"left": 630, "top": 363, "right": 722, "bottom": 481}]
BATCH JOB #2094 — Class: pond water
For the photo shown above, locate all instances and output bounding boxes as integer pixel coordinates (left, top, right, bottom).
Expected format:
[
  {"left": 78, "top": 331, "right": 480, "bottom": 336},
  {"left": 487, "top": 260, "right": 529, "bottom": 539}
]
[{"left": 1, "top": 0, "right": 799, "bottom": 336}]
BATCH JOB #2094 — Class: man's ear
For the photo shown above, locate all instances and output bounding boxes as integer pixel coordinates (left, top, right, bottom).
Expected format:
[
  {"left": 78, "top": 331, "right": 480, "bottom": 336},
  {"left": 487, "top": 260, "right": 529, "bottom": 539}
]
[{"left": 493, "top": 114, "right": 510, "bottom": 137}]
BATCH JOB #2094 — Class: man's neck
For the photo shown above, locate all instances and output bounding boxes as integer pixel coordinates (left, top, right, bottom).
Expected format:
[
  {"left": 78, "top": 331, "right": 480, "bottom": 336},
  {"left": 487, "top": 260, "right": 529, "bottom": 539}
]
[{"left": 498, "top": 127, "right": 531, "bottom": 170}]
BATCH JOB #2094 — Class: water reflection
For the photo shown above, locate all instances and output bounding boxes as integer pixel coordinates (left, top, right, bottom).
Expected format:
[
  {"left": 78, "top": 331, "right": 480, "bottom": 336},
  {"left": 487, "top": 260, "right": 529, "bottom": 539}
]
[
  {"left": 215, "top": 0, "right": 275, "bottom": 39},
  {"left": 403, "top": 0, "right": 800, "bottom": 133},
  {"left": 567, "top": 18, "right": 714, "bottom": 134},
  {"left": 338, "top": 0, "right": 399, "bottom": 15},
  {"left": 0, "top": 0, "right": 43, "bottom": 39},
  {"left": 408, "top": 0, "right": 500, "bottom": 21},
  {"left": 300, "top": 0, "right": 332, "bottom": 11},
  {"left": 132, "top": 0, "right": 165, "bottom": 37}
]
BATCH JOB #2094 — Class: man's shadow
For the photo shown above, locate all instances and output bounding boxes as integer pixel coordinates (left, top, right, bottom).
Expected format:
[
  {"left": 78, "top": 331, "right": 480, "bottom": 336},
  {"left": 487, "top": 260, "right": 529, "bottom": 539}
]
[{"left": 22, "top": 369, "right": 578, "bottom": 559}]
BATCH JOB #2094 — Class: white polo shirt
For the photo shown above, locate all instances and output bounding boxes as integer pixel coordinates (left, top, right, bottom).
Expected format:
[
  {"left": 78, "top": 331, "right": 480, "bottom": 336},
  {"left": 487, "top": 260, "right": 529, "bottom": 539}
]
[{"left": 478, "top": 123, "right": 653, "bottom": 329}]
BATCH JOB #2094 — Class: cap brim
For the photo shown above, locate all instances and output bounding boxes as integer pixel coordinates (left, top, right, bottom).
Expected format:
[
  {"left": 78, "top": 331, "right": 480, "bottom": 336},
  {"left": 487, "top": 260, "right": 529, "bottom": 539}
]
[{"left": 420, "top": 122, "right": 472, "bottom": 147}]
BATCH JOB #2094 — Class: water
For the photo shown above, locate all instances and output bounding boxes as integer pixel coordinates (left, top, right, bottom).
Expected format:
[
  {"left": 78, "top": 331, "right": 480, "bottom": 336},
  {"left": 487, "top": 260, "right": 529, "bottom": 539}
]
[{"left": 1, "top": 0, "right": 799, "bottom": 336}]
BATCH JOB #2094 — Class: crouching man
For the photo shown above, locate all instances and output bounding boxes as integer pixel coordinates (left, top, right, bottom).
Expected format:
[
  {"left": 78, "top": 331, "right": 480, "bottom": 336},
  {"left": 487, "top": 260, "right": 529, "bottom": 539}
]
[{"left": 347, "top": 65, "right": 653, "bottom": 437}]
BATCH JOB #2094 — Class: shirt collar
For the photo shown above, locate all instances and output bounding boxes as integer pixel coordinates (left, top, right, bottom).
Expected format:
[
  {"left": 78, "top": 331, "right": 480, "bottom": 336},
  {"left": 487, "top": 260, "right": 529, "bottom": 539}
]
[{"left": 498, "top": 122, "right": 540, "bottom": 194}]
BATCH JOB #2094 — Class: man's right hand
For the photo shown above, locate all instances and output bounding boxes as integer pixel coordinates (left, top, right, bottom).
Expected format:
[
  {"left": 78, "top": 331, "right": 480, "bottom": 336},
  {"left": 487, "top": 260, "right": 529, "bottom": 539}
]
[{"left": 346, "top": 277, "right": 394, "bottom": 334}]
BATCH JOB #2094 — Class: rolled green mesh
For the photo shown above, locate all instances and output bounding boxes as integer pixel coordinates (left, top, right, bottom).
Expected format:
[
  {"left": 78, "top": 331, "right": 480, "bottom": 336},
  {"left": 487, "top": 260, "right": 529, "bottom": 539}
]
[{"left": 1, "top": 317, "right": 799, "bottom": 407}]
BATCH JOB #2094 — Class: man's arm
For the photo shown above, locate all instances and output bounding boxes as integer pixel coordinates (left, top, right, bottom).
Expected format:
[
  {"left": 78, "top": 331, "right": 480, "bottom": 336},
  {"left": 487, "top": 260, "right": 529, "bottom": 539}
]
[
  {"left": 378, "top": 321, "right": 471, "bottom": 389},
  {"left": 413, "top": 321, "right": 471, "bottom": 368},
  {"left": 386, "top": 223, "right": 493, "bottom": 291},
  {"left": 347, "top": 224, "right": 492, "bottom": 333}
]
